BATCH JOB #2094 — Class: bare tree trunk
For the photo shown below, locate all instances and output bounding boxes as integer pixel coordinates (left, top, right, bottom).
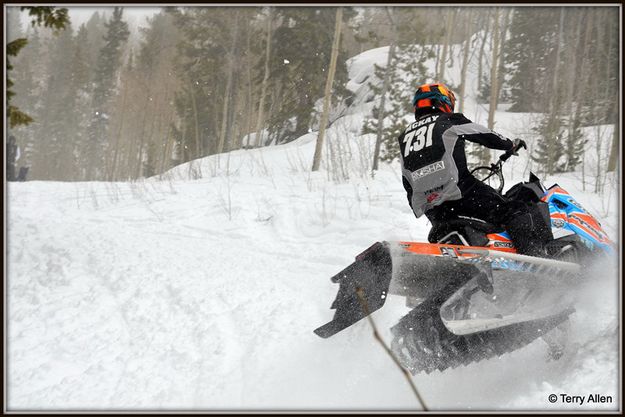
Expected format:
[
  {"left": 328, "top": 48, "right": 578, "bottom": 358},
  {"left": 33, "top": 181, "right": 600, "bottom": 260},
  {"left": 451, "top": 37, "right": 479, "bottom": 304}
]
[
  {"left": 144, "top": 88, "right": 167, "bottom": 177},
  {"left": 487, "top": 8, "right": 500, "bottom": 131},
  {"left": 477, "top": 10, "right": 491, "bottom": 93},
  {"left": 372, "top": 7, "right": 396, "bottom": 173},
  {"left": 575, "top": 10, "right": 594, "bottom": 114},
  {"left": 108, "top": 83, "right": 129, "bottom": 181},
  {"left": 437, "top": 8, "right": 456, "bottom": 81},
  {"left": 189, "top": 82, "right": 201, "bottom": 159},
  {"left": 265, "top": 83, "right": 281, "bottom": 145},
  {"left": 607, "top": 115, "right": 618, "bottom": 172},
  {"left": 254, "top": 7, "right": 272, "bottom": 148},
  {"left": 550, "top": 8, "right": 565, "bottom": 107},
  {"left": 495, "top": 8, "right": 511, "bottom": 103},
  {"left": 544, "top": 8, "right": 565, "bottom": 176},
  {"left": 578, "top": 10, "right": 595, "bottom": 190},
  {"left": 129, "top": 91, "right": 151, "bottom": 179},
  {"left": 224, "top": 24, "right": 241, "bottom": 155},
  {"left": 218, "top": 11, "right": 240, "bottom": 155},
  {"left": 158, "top": 82, "right": 177, "bottom": 175},
  {"left": 241, "top": 25, "right": 254, "bottom": 150},
  {"left": 312, "top": 7, "right": 343, "bottom": 172},
  {"left": 592, "top": 9, "right": 607, "bottom": 192},
  {"left": 225, "top": 79, "right": 238, "bottom": 153},
  {"left": 181, "top": 117, "right": 189, "bottom": 163},
  {"left": 605, "top": 11, "right": 618, "bottom": 172},
  {"left": 434, "top": 43, "right": 441, "bottom": 80},
  {"left": 458, "top": 9, "right": 475, "bottom": 113},
  {"left": 564, "top": 10, "right": 583, "bottom": 171},
  {"left": 137, "top": 90, "right": 163, "bottom": 178},
  {"left": 217, "top": 83, "right": 232, "bottom": 156},
  {"left": 159, "top": 118, "right": 174, "bottom": 174}
]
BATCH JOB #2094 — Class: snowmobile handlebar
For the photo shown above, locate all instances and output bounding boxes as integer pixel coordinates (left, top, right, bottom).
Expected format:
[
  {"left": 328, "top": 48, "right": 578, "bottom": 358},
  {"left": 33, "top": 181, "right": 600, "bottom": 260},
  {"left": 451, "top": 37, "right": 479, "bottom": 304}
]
[
  {"left": 499, "top": 139, "right": 527, "bottom": 163},
  {"left": 482, "top": 139, "right": 524, "bottom": 176},
  {"left": 499, "top": 151, "right": 514, "bottom": 163},
  {"left": 470, "top": 139, "right": 525, "bottom": 193}
]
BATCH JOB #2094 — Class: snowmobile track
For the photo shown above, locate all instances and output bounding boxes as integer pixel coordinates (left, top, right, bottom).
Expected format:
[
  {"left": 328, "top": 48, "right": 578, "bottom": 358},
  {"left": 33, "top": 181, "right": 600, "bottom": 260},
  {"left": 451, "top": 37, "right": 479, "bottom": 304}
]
[{"left": 390, "top": 280, "right": 574, "bottom": 374}]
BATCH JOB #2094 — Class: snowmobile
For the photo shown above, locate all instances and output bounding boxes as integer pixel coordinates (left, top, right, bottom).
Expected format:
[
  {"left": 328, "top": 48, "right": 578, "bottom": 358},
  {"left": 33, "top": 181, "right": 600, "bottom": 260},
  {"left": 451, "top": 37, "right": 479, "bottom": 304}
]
[{"left": 314, "top": 148, "right": 615, "bottom": 375}]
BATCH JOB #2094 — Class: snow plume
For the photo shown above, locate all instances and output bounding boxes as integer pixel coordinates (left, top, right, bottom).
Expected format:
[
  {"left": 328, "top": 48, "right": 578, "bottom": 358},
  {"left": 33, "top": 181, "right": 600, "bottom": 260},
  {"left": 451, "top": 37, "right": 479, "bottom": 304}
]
[{"left": 507, "top": 257, "right": 619, "bottom": 411}]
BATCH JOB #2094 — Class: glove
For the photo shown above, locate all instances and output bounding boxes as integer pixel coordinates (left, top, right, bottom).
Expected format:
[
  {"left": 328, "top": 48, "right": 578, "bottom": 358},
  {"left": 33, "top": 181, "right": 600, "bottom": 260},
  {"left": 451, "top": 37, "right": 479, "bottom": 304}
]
[
  {"left": 512, "top": 138, "right": 527, "bottom": 154},
  {"left": 500, "top": 138, "right": 527, "bottom": 162}
]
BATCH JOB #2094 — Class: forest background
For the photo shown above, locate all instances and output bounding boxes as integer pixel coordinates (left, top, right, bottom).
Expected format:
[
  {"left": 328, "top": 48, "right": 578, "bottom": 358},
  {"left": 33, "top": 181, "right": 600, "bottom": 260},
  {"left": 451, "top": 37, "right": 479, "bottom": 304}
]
[{"left": 5, "top": 6, "right": 620, "bottom": 184}]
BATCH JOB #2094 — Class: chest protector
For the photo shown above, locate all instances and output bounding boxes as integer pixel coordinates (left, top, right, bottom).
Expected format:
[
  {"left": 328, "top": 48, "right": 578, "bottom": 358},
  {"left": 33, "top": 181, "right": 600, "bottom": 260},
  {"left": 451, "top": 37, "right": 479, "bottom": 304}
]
[{"left": 399, "top": 114, "right": 462, "bottom": 217}]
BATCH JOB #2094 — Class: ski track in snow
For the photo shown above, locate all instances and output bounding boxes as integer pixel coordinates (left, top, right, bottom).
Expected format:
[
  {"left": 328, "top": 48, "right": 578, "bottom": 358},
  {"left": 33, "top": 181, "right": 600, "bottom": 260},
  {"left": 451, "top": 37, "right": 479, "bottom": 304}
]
[{"left": 7, "top": 40, "right": 620, "bottom": 411}]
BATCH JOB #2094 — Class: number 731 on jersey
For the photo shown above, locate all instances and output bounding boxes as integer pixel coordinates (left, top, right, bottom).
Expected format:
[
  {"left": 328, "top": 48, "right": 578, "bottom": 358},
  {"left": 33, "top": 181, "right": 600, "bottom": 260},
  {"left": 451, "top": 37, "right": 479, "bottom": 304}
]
[{"left": 403, "top": 123, "right": 434, "bottom": 157}]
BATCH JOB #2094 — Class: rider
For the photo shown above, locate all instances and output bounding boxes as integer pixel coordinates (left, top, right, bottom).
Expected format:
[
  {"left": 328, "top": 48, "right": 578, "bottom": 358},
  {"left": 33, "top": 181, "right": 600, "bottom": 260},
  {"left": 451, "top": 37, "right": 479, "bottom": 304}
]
[{"left": 398, "top": 82, "right": 553, "bottom": 257}]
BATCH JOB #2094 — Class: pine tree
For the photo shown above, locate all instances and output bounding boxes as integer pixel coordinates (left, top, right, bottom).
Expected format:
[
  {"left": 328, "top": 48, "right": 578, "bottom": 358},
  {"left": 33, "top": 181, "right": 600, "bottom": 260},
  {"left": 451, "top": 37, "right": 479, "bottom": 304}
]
[
  {"left": 503, "top": 8, "right": 559, "bottom": 112},
  {"left": 84, "top": 12, "right": 107, "bottom": 75},
  {"left": 476, "top": 74, "right": 490, "bottom": 104},
  {"left": 531, "top": 112, "right": 566, "bottom": 174},
  {"left": 170, "top": 7, "right": 238, "bottom": 160},
  {"left": 7, "top": 27, "right": 45, "bottom": 171},
  {"left": 362, "top": 58, "right": 413, "bottom": 163},
  {"left": 532, "top": 49, "right": 569, "bottom": 177},
  {"left": 73, "top": 25, "right": 92, "bottom": 91},
  {"left": 563, "top": 113, "right": 586, "bottom": 172},
  {"left": 69, "top": 24, "right": 93, "bottom": 179},
  {"left": 33, "top": 23, "right": 78, "bottom": 179},
  {"left": 86, "top": 7, "right": 129, "bottom": 180},
  {"left": 348, "top": 8, "right": 384, "bottom": 53},
  {"left": 6, "top": 6, "right": 69, "bottom": 128},
  {"left": 362, "top": 9, "right": 431, "bottom": 163},
  {"left": 267, "top": 7, "right": 353, "bottom": 144}
]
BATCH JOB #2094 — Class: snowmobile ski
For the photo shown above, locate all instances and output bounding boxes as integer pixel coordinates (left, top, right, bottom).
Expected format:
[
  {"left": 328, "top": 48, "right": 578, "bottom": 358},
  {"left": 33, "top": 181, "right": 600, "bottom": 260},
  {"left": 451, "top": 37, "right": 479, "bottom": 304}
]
[{"left": 314, "top": 242, "right": 393, "bottom": 339}]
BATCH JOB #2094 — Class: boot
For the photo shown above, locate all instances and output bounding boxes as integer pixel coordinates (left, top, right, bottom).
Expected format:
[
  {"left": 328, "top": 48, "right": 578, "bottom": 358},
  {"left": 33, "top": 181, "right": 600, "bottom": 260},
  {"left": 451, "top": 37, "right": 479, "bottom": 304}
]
[{"left": 504, "top": 212, "right": 550, "bottom": 257}]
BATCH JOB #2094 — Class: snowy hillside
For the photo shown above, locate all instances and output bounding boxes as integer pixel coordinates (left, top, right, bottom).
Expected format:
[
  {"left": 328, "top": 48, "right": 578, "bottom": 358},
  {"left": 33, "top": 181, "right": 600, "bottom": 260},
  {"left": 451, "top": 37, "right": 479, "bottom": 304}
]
[{"left": 7, "top": 41, "right": 620, "bottom": 411}]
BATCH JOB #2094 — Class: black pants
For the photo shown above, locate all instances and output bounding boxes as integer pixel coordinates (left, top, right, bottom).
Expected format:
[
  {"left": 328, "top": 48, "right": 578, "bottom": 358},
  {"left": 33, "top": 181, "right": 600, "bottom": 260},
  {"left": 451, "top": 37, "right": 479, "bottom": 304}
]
[{"left": 425, "top": 179, "right": 552, "bottom": 256}]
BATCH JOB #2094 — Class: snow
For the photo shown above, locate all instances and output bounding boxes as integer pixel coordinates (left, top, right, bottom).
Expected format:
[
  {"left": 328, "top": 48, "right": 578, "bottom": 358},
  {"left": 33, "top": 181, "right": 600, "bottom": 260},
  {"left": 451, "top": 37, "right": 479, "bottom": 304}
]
[{"left": 6, "top": 39, "right": 620, "bottom": 411}]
